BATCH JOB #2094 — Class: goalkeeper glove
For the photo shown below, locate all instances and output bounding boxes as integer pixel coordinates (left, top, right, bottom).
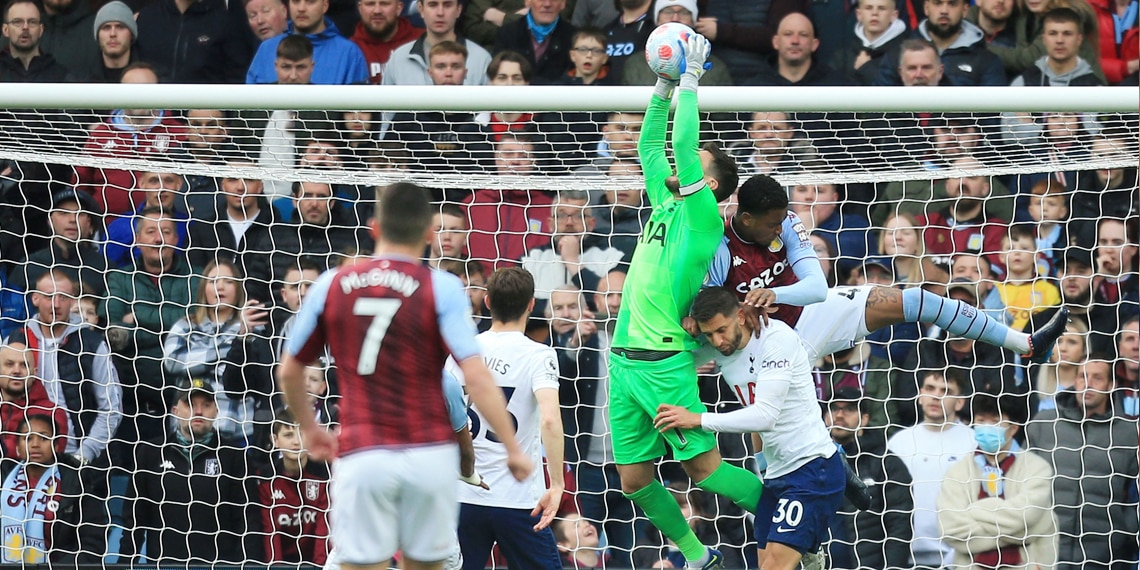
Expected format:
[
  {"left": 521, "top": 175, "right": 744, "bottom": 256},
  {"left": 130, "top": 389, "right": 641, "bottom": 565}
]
[
  {"left": 678, "top": 34, "right": 712, "bottom": 90},
  {"left": 653, "top": 76, "right": 677, "bottom": 100}
]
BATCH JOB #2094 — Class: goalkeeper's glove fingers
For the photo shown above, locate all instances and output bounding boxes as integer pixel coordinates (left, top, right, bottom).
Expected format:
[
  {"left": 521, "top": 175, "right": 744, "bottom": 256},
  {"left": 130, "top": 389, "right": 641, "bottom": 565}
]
[{"left": 678, "top": 34, "right": 712, "bottom": 79}]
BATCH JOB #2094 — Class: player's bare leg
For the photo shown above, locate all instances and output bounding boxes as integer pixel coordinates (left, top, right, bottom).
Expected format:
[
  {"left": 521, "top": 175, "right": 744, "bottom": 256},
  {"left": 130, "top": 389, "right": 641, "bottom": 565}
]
[
  {"left": 679, "top": 447, "right": 725, "bottom": 481},
  {"left": 401, "top": 560, "right": 444, "bottom": 570},
  {"left": 342, "top": 561, "right": 399, "bottom": 570},
  {"left": 859, "top": 285, "right": 1069, "bottom": 364},
  {"left": 756, "top": 542, "right": 805, "bottom": 570}
]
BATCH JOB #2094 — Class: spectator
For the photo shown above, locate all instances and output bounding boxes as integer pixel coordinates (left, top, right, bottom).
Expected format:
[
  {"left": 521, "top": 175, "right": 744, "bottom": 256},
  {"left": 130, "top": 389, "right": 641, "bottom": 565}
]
[
  {"left": 118, "top": 376, "right": 259, "bottom": 565},
  {"left": 246, "top": 0, "right": 368, "bottom": 84},
  {"left": 599, "top": 0, "right": 650, "bottom": 80},
  {"left": 950, "top": 252, "right": 1006, "bottom": 319},
  {"left": 245, "top": 0, "right": 288, "bottom": 41},
  {"left": 463, "top": 0, "right": 526, "bottom": 48},
  {"left": 255, "top": 408, "right": 331, "bottom": 565},
  {"left": 0, "top": 413, "right": 107, "bottom": 564},
  {"left": 101, "top": 207, "right": 200, "bottom": 446},
  {"left": 24, "top": 270, "right": 122, "bottom": 464},
  {"left": 1090, "top": 0, "right": 1139, "bottom": 84},
  {"left": 1093, "top": 216, "right": 1139, "bottom": 328},
  {"left": 938, "top": 393, "right": 1057, "bottom": 569},
  {"left": 12, "top": 188, "right": 107, "bottom": 299},
  {"left": 790, "top": 181, "right": 876, "bottom": 277},
  {"left": 242, "top": 181, "right": 372, "bottom": 304},
  {"left": 1023, "top": 179, "right": 1070, "bottom": 274},
  {"left": 0, "top": 0, "right": 72, "bottom": 82},
  {"left": 187, "top": 157, "right": 280, "bottom": 270},
  {"left": 1033, "top": 319, "right": 1089, "bottom": 413},
  {"left": 163, "top": 259, "right": 268, "bottom": 441},
  {"left": 1012, "top": 7, "right": 1104, "bottom": 84},
  {"left": 40, "top": 0, "right": 98, "bottom": 78},
  {"left": 986, "top": 0, "right": 1104, "bottom": 83},
  {"left": 85, "top": 1, "right": 138, "bottom": 83},
  {"left": 1115, "top": 316, "right": 1138, "bottom": 417},
  {"left": 183, "top": 109, "right": 240, "bottom": 202},
  {"left": 591, "top": 158, "right": 647, "bottom": 261},
  {"left": 897, "top": 39, "right": 950, "bottom": 86},
  {"left": 876, "top": 0, "right": 1007, "bottom": 86},
  {"left": 439, "top": 258, "right": 493, "bottom": 331},
  {"left": 622, "top": 0, "right": 733, "bottom": 86},
  {"left": 553, "top": 512, "right": 605, "bottom": 568},
  {"left": 75, "top": 63, "right": 188, "bottom": 216},
  {"left": 730, "top": 111, "right": 816, "bottom": 177},
  {"left": 917, "top": 156, "right": 1009, "bottom": 270},
  {"left": 383, "top": 0, "right": 492, "bottom": 86},
  {"left": 1070, "top": 136, "right": 1137, "bottom": 249},
  {"left": 389, "top": 41, "right": 491, "bottom": 175},
  {"left": 834, "top": 0, "right": 908, "bottom": 85},
  {"left": 699, "top": 0, "right": 808, "bottom": 85},
  {"left": 887, "top": 368, "right": 978, "bottom": 569},
  {"left": 995, "top": 225, "right": 1062, "bottom": 331},
  {"left": 103, "top": 171, "right": 191, "bottom": 269},
  {"left": 576, "top": 110, "right": 643, "bottom": 177},
  {"left": 427, "top": 203, "right": 470, "bottom": 269},
  {"left": 1028, "top": 249, "right": 1114, "bottom": 353},
  {"left": 810, "top": 231, "right": 840, "bottom": 287},
  {"left": 521, "top": 189, "right": 625, "bottom": 303},
  {"left": 477, "top": 51, "right": 538, "bottom": 138},
  {"left": 967, "top": 0, "right": 1017, "bottom": 48},
  {"left": 339, "top": 111, "right": 385, "bottom": 169},
  {"left": 493, "top": 0, "right": 575, "bottom": 83},
  {"left": 464, "top": 132, "right": 555, "bottom": 269},
  {"left": 746, "top": 12, "right": 846, "bottom": 86},
  {"left": 824, "top": 386, "right": 914, "bottom": 570},
  {"left": 558, "top": 26, "right": 614, "bottom": 84},
  {"left": 1026, "top": 356, "right": 1140, "bottom": 570},
  {"left": 572, "top": 0, "right": 618, "bottom": 27},
  {"left": 135, "top": 0, "right": 252, "bottom": 83},
  {"left": 0, "top": 336, "right": 67, "bottom": 460},
  {"left": 351, "top": 0, "right": 423, "bottom": 83},
  {"left": 879, "top": 212, "right": 927, "bottom": 288}
]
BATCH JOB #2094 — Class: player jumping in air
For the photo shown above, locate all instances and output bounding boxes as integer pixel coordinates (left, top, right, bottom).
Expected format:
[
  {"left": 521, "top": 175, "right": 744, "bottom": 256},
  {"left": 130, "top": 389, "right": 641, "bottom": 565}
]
[
  {"left": 278, "top": 183, "right": 532, "bottom": 570},
  {"left": 658, "top": 287, "right": 849, "bottom": 570},
  {"left": 607, "top": 32, "right": 758, "bottom": 570},
  {"left": 703, "top": 174, "right": 1070, "bottom": 364}
]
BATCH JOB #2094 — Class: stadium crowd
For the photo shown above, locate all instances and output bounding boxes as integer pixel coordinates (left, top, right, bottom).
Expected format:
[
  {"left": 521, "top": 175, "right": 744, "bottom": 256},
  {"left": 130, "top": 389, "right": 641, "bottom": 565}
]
[{"left": 0, "top": 0, "right": 1136, "bottom": 567}]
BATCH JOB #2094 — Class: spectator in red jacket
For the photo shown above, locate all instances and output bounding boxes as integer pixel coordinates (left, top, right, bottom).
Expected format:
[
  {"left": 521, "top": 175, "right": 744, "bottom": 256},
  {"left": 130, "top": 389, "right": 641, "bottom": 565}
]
[
  {"left": 463, "top": 131, "right": 554, "bottom": 269},
  {"left": 351, "top": 0, "right": 424, "bottom": 83},
  {"left": 256, "top": 408, "right": 330, "bottom": 566},
  {"left": 917, "top": 155, "right": 1009, "bottom": 271},
  {"left": 74, "top": 62, "right": 187, "bottom": 216},
  {"left": 0, "top": 335, "right": 67, "bottom": 459},
  {"left": 1089, "top": 0, "right": 1139, "bottom": 84}
]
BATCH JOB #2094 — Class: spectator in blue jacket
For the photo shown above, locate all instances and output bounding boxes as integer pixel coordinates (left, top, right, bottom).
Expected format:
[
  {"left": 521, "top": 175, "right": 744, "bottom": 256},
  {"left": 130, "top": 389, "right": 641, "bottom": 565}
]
[
  {"left": 103, "top": 171, "right": 190, "bottom": 268},
  {"left": 875, "top": 0, "right": 1006, "bottom": 86},
  {"left": 246, "top": 0, "right": 368, "bottom": 84}
]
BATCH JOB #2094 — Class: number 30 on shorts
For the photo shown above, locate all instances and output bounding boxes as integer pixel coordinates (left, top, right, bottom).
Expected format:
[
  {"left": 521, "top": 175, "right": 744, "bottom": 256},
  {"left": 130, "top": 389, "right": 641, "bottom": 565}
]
[{"left": 772, "top": 498, "right": 804, "bottom": 527}]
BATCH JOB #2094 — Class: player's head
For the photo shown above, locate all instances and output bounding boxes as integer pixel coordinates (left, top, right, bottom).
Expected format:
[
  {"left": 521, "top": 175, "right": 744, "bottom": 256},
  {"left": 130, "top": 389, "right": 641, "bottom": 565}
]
[
  {"left": 485, "top": 267, "right": 536, "bottom": 324},
  {"left": 372, "top": 182, "right": 434, "bottom": 247},
  {"left": 699, "top": 142, "right": 740, "bottom": 204},
  {"left": 270, "top": 407, "right": 305, "bottom": 462},
  {"left": 733, "top": 174, "right": 789, "bottom": 245},
  {"left": 690, "top": 287, "right": 746, "bottom": 356}
]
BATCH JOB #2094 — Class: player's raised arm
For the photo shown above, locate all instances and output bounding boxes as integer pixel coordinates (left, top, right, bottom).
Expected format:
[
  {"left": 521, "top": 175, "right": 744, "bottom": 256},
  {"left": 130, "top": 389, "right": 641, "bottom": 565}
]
[
  {"left": 671, "top": 34, "right": 712, "bottom": 199},
  {"left": 638, "top": 70, "right": 675, "bottom": 208}
]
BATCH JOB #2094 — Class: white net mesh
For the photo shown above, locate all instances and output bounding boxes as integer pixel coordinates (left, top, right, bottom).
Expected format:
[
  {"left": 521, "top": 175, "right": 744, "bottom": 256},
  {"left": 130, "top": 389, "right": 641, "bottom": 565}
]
[{"left": 0, "top": 87, "right": 1135, "bottom": 568}]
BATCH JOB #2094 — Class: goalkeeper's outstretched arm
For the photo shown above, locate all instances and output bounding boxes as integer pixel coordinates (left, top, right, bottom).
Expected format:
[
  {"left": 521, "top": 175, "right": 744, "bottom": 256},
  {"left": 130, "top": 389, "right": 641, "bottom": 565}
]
[{"left": 639, "top": 76, "right": 674, "bottom": 207}]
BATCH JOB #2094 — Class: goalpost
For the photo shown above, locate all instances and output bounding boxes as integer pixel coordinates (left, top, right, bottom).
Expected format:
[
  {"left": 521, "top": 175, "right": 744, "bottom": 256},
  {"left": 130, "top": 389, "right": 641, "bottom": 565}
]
[{"left": 0, "top": 83, "right": 1135, "bottom": 568}]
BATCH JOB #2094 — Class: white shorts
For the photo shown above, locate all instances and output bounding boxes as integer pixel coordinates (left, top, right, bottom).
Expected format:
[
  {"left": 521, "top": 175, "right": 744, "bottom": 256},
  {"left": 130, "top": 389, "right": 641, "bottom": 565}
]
[
  {"left": 328, "top": 444, "right": 460, "bottom": 565},
  {"left": 795, "top": 286, "right": 873, "bottom": 361}
]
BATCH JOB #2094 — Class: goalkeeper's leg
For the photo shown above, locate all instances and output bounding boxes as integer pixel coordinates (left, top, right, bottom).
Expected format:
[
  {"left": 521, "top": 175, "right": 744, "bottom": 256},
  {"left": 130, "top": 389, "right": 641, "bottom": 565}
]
[{"left": 683, "top": 449, "right": 765, "bottom": 515}]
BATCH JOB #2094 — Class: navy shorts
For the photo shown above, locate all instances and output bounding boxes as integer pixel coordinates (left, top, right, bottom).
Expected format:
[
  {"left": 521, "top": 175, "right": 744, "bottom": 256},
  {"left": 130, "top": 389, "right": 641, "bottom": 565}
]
[
  {"left": 754, "top": 452, "right": 846, "bottom": 554},
  {"left": 458, "top": 503, "right": 561, "bottom": 570}
]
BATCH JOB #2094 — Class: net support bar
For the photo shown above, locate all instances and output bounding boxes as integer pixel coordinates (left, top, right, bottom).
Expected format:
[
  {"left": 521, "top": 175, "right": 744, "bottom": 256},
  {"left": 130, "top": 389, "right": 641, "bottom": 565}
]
[{"left": 0, "top": 84, "right": 1133, "bottom": 112}]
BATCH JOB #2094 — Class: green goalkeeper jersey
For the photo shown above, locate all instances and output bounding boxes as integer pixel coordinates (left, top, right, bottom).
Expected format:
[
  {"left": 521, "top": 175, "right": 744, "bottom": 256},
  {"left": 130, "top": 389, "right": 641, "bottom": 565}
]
[{"left": 612, "top": 89, "right": 723, "bottom": 353}]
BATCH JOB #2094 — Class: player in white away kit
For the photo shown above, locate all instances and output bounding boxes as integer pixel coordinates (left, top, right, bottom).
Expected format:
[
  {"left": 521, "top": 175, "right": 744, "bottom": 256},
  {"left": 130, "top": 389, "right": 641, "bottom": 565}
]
[
  {"left": 447, "top": 267, "right": 565, "bottom": 570},
  {"left": 656, "top": 287, "right": 845, "bottom": 570}
]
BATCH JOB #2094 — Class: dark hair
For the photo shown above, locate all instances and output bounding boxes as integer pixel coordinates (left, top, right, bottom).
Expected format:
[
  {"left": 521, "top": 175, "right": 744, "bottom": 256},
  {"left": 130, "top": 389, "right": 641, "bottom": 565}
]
[
  {"left": 277, "top": 33, "right": 314, "bottom": 61},
  {"left": 487, "top": 49, "right": 532, "bottom": 83},
  {"left": 690, "top": 287, "right": 740, "bottom": 324},
  {"left": 429, "top": 40, "right": 468, "bottom": 62},
  {"left": 970, "top": 393, "right": 1029, "bottom": 425},
  {"left": 486, "top": 267, "right": 534, "bottom": 323},
  {"left": 572, "top": 26, "right": 608, "bottom": 48},
  {"left": 1006, "top": 223, "right": 1036, "bottom": 244},
  {"left": 376, "top": 183, "right": 434, "bottom": 246},
  {"left": 1042, "top": 7, "right": 1082, "bottom": 29},
  {"left": 737, "top": 174, "right": 789, "bottom": 217},
  {"left": 272, "top": 407, "right": 297, "bottom": 435},
  {"left": 702, "top": 142, "right": 739, "bottom": 203},
  {"left": 941, "top": 367, "right": 969, "bottom": 396},
  {"left": 134, "top": 205, "right": 177, "bottom": 232},
  {"left": 283, "top": 256, "right": 323, "bottom": 279},
  {"left": 16, "top": 413, "right": 57, "bottom": 437},
  {"left": 437, "top": 202, "right": 467, "bottom": 222}
]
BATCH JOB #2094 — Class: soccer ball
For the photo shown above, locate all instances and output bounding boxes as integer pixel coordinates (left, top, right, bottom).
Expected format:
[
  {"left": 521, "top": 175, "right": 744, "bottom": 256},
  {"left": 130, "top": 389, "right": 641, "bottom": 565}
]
[{"left": 645, "top": 22, "right": 696, "bottom": 81}]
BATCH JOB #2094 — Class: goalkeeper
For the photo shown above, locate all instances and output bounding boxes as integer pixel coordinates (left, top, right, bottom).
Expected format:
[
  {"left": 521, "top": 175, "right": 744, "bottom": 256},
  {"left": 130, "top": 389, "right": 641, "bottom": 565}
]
[{"left": 607, "top": 33, "right": 759, "bottom": 570}]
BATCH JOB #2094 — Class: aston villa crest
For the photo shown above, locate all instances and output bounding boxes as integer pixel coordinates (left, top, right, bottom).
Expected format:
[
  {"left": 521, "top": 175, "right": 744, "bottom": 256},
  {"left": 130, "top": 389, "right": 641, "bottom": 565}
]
[{"left": 305, "top": 481, "right": 320, "bottom": 501}]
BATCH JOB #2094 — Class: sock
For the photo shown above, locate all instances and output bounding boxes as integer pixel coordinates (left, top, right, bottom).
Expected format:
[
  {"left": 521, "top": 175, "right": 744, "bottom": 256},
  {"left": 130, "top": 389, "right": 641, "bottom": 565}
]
[
  {"left": 695, "top": 462, "right": 764, "bottom": 514},
  {"left": 626, "top": 481, "right": 706, "bottom": 561},
  {"left": 901, "top": 288, "right": 1030, "bottom": 353}
]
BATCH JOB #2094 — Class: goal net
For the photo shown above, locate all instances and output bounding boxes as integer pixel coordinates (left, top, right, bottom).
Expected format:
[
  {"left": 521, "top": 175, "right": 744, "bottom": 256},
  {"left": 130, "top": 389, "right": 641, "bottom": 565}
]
[{"left": 0, "top": 84, "right": 1135, "bottom": 569}]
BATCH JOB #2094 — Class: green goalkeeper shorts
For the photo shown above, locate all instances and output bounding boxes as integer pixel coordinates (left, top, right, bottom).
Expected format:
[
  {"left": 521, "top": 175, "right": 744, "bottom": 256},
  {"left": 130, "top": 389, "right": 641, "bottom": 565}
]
[{"left": 607, "top": 349, "right": 716, "bottom": 465}]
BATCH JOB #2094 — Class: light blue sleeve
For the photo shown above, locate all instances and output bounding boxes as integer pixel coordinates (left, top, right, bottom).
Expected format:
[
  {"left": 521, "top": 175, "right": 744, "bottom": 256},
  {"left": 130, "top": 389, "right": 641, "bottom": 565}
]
[
  {"left": 442, "top": 370, "right": 469, "bottom": 432},
  {"left": 283, "top": 270, "right": 336, "bottom": 358},
  {"left": 771, "top": 213, "right": 829, "bottom": 307},
  {"left": 704, "top": 237, "right": 731, "bottom": 287},
  {"left": 433, "top": 270, "right": 481, "bottom": 363}
]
